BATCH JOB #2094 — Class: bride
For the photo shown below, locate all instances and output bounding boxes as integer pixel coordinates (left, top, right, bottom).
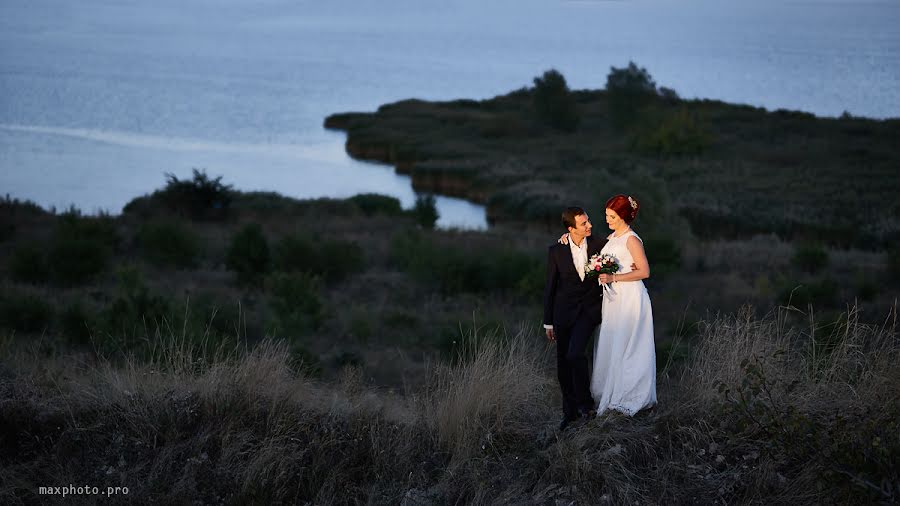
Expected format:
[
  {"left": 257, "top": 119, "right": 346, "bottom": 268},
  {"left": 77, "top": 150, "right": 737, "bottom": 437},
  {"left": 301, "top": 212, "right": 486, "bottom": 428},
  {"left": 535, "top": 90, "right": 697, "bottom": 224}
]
[{"left": 561, "top": 194, "right": 657, "bottom": 416}]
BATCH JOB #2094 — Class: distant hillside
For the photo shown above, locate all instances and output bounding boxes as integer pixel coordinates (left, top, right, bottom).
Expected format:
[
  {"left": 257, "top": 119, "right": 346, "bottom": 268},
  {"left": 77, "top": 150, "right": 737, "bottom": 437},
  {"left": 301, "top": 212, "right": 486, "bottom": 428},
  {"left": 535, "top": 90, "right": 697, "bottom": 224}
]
[{"left": 326, "top": 68, "right": 900, "bottom": 249}]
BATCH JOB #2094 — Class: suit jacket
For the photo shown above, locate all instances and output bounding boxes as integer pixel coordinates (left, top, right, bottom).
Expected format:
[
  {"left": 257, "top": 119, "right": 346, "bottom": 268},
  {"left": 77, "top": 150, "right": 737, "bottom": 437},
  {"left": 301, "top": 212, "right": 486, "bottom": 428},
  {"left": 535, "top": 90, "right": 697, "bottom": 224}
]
[{"left": 543, "top": 234, "right": 606, "bottom": 330}]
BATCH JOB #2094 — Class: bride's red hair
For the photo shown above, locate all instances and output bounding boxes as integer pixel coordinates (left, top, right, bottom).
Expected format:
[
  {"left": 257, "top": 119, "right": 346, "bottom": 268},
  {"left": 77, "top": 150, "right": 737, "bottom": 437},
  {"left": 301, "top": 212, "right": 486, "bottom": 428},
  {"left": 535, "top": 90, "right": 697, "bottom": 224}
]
[{"left": 605, "top": 194, "right": 640, "bottom": 224}]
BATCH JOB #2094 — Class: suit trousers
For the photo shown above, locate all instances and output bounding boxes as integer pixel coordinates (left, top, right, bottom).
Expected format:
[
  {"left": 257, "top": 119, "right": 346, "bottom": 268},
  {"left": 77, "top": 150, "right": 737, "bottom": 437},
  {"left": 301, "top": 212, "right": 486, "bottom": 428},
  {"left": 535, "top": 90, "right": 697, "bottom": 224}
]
[{"left": 555, "top": 315, "right": 595, "bottom": 420}]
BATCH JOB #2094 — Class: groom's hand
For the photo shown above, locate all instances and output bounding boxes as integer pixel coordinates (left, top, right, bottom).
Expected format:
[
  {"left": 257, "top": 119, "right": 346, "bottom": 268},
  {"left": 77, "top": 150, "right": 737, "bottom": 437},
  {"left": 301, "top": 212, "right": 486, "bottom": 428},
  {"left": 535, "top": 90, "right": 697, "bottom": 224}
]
[{"left": 545, "top": 327, "right": 556, "bottom": 342}]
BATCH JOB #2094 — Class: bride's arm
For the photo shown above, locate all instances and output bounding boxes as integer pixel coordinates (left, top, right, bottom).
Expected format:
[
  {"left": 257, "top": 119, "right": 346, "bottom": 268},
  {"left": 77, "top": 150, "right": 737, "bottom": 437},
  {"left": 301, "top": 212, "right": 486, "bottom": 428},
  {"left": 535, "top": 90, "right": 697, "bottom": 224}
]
[{"left": 598, "top": 236, "right": 650, "bottom": 283}]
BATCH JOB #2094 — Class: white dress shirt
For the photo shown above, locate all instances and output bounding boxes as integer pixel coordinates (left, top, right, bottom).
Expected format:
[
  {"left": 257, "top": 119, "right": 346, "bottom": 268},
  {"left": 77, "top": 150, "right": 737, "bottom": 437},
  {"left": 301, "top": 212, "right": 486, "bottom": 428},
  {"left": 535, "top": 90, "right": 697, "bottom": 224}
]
[{"left": 569, "top": 236, "right": 588, "bottom": 282}]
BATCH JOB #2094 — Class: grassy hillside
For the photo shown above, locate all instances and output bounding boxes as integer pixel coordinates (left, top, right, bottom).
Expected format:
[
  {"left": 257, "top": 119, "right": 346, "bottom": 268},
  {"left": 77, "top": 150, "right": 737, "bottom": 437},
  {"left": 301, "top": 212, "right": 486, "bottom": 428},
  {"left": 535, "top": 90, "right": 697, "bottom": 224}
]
[{"left": 1, "top": 172, "right": 895, "bottom": 384}]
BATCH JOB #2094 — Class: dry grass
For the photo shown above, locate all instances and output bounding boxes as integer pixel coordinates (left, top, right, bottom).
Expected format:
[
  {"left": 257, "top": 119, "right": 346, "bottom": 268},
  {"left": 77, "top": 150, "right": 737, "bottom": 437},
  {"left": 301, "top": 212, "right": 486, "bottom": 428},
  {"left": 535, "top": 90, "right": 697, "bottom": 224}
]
[
  {"left": 422, "top": 324, "right": 555, "bottom": 462},
  {"left": 1, "top": 304, "right": 897, "bottom": 504}
]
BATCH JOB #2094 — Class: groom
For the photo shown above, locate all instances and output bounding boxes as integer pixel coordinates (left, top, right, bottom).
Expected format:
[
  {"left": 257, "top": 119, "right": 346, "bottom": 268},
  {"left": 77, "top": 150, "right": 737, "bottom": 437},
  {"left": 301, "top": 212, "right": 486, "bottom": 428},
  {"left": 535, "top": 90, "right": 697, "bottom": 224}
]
[{"left": 543, "top": 207, "right": 606, "bottom": 430}]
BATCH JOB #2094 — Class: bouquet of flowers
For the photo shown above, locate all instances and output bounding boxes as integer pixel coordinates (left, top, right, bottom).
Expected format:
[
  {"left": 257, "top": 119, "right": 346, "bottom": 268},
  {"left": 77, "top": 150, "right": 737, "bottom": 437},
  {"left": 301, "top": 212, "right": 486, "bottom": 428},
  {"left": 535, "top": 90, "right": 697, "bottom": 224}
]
[{"left": 585, "top": 253, "right": 620, "bottom": 291}]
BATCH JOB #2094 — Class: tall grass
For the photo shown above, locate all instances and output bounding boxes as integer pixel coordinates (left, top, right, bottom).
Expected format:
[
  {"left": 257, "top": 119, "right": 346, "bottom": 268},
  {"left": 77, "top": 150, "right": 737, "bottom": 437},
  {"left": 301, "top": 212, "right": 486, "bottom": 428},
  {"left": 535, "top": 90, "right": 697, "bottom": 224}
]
[
  {"left": 422, "top": 325, "right": 554, "bottom": 462},
  {"left": 1, "top": 305, "right": 896, "bottom": 504}
]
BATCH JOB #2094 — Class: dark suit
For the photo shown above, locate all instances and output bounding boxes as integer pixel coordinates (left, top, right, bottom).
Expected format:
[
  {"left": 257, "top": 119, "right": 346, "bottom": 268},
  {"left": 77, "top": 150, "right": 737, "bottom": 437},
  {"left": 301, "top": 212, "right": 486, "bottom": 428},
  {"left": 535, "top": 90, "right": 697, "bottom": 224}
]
[{"left": 543, "top": 234, "right": 606, "bottom": 420}]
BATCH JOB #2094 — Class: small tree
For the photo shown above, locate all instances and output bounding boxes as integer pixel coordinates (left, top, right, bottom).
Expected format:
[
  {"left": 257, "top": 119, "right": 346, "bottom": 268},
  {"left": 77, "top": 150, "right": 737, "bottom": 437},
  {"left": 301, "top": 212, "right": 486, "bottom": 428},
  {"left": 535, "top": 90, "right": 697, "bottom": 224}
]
[
  {"left": 606, "top": 61, "right": 658, "bottom": 130},
  {"left": 533, "top": 69, "right": 581, "bottom": 132},
  {"left": 161, "top": 169, "right": 234, "bottom": 220},
  {"left": 412, "top": 194, "right": 439, "bottom": 229}
]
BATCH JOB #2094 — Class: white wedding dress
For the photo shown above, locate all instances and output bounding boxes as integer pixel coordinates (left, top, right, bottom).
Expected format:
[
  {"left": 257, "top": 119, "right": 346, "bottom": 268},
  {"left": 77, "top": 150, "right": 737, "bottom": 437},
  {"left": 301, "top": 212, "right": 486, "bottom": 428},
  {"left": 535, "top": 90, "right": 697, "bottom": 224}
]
[{"left": 591, "top": 230, "right": 657, "bottom": 416}]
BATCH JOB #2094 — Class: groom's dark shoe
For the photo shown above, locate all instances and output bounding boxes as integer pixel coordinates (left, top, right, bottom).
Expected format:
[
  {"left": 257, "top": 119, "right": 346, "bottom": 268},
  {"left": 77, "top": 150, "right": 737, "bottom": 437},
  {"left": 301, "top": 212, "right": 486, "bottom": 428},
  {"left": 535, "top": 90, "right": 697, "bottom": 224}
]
[{"left": 559, "top": 415, "right": 578, "bottom": 431}]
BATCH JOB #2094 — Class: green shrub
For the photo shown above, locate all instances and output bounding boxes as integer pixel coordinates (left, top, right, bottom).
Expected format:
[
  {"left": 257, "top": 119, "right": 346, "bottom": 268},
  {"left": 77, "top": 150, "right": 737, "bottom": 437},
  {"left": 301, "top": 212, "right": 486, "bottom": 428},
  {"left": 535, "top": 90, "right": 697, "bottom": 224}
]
[
  {"left": 189, "top": 293, "right": 243, "bottom": 340},
  {"left": 532, "top": 69, "right": 580, "bottom": 132},
  {"left": 60, "top": 300, "right": 97, "bottom": 345},
  {"left": 0, "top": 196, "right": 46, "bottom": 242},
  {"left": 56, "top": 209, "right": 120, "bottom": 249},
  {"left": 138, "top": 220, "right": 201, "bottom": 268},
  {"left": 101, "top": 267, "right": 172, "bottom": 339},
  {"left": 46, "top": 211, "right": 118, "bottom": 285},
  {"left": 792, "top": 241, "right": 829, "bottom": 274},
  {"left": 606, "top": 61, "right": 658, "bottom": 130},
  {"left": 631, "top": 108, "right": 712, "bottom": 157},
  {"left": 391, "top": 233, "right": 541, "bottom": 294},
  {"left": 268, "top": 272, "right": 324, "bottom": 336},
  {"left": 226, "top": 223, "right": 270, "bottom": 286},
  {"left": 778, "top": 278, "right": 839, "bottom": 308},
  {"left": 0, "top": 291, "right": 53, "bottom": 333},
  {"left": 411, "top": 194, "right": 439, "bottom": 229},
  {"left": 48, "top": 237, "right": 110, "bottom": 285},
  {"left": 274, "top": 235, "right": 363, "bottom": 282},
  {"left": 478, "top": 113, "right": 530, "bottom": 138},
  {"left": 716, "top": 352, "right": 900, "bottom": 502},
  {"left": 273, "top": 234, "right": 315, "bottom": 270},
  {"left": 9, "top": 243, "right": 49, "bottom": 284},
  {"left": 347, "top": 193, "right": 403, "bottom": 217},
  {"left": 158, "top": 169, "right": 234, "bottom": 220}
]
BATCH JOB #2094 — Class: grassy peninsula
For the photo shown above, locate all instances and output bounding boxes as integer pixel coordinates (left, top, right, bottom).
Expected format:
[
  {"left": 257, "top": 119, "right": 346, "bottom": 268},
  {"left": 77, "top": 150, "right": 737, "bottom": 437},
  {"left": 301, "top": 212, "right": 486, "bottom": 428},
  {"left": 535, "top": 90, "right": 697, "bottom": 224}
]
[{"left": 326, "top": 65, "right": 900, "bottom": 248}]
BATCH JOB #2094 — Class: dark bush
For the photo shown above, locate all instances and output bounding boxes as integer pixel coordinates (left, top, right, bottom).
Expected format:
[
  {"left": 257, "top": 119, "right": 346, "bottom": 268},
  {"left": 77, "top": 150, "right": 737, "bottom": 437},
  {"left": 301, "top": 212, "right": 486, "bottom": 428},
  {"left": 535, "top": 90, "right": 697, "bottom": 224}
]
[
  {"left": 631, "top": 108, "right": 712, "bottom": 157},
  {"left": 56, "top": 209, "right": 120, "bottom": 250},
  {"left": 48, "top": 237, "right": 109, "bottom": 286},
  {"left": 273, "top": 235, "right": 316, "bottom": 272},
  {"left": 226, "top": 223, "right": 270, "bottom": 286},
  {"left": 778, "top": 278, "right": 839, "bottom": 308},
  {"left": 391, "top": 233, "right": 541, "bottom": 294},
  {"left": 606, "top": 61, "right": 658, "bottom": 130},
  {"left": 658, "top": 86, "right": 680, "bottom": 103},
  {"left": 268, "top": 272, "right": 324, "bottom": 336},
  {"left": 716, "top": 352, "right": 900, "bottom": 502},
  {"left": 532, "top": 69, "right": 580, "bottom": 132},
  {"left": 158, "top": 169, "right": 234, "bottom": 220},
  {"left": 46, "top": 210, "right": 118, "bottom": 285},
  {"left": 274, "top": 235, "right": 363, "bottom": 282},
  {"left": 189, "top": 293, "right": 243, "bottom": 340},
  {"left": 60, "top": 300, "right": 97, "bottom": 345},
  {"left": 0, "top": 291, "right": 53, "bottom": 333},
  {"left": 9, "top": 243, "right": 49, "bottom": 284},
  {"left": 138, "top": 220, "right": 201, "bottom": 268},
  {"left": 411, "top": 194, "right": 439, "bottom": 229},
  {"left": 347, "top": 194, "right": 403, "bottom": 217},
  {"left": 101, "top": 267, "right": 172, "bottom": 337},
  {"left": 0, "top": 196, "right": 47, "bottom": 242},
  {"left": 792, "top": 241, "right": 829, "bottom": 274}
]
